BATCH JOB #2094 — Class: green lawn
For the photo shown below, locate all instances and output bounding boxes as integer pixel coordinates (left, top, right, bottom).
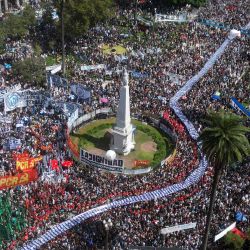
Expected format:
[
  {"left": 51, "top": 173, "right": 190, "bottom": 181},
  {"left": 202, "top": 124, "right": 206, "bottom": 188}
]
[
  {"left": 70, "top": 118, "right": 173, "bottom": 168},
  {"left": 102, "top": 44, "right": 127, "bottom": 55},
  {"left": 45, "top": 55, "right": 57, "bottom": 66}
]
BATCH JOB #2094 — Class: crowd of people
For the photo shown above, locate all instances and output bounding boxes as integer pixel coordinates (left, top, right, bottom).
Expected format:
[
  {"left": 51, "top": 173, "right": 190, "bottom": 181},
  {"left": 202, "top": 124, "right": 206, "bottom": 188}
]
[{"left": 0, "top": 0, "right": 249, "bottom": 249}]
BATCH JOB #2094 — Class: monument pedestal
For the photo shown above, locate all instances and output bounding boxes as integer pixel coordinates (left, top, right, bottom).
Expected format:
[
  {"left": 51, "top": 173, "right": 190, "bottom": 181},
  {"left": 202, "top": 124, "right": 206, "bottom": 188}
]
[{"left": 111, "top": 125, "right": 135, "bottom": 155}]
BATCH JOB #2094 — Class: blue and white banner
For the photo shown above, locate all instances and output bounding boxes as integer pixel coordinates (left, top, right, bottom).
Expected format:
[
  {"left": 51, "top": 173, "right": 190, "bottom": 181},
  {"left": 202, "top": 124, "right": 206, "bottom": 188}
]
[
  {"left": 231, "top": 97, "right": 250, "bottom": 118},
  {"left": 0, "top": 88, "right": 7, "bottom": 103},
  {"left": 137, "top": 16, "right": 153, "bottom": 26},
  {"left": 21, "top": 25, "right": 245, "bottom": 250},
  {"left": 199, "top": 19, "right": 250, "bottom": 37},
  {"left": 70, "top": 84, "right": 91, "bottom": 102},
  {"left": 131, "top": 71, "right": 149, "bottom": 79},
  {"left": 80, "top": 64, "right": 106, "bottom": 71},
  {"left": 67, "top": 108, "right": 79, "bottom": 128},
  {"left": 47, "top": 74, "right": 68, "bottom": 88},
  {"left": 4, "top": 91, "right": 27, "bottom": 112},
  {"left": 9, "top": 138, "right": 22, "bottom": 150}
]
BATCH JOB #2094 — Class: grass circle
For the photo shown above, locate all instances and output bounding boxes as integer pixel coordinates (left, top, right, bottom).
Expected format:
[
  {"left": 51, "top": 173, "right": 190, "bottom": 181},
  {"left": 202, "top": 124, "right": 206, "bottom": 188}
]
[
  {"left": 70, "top": 118, "right": 173, "bottom": 169},
  {"left": 101, "top": 44, "right": 127, "bottom": 55}
]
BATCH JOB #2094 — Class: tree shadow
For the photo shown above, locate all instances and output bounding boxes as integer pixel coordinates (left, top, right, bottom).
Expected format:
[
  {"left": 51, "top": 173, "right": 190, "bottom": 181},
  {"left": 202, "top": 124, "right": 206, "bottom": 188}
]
[{"left": 72, "top": 132, "right": 111, "bottom": 151}]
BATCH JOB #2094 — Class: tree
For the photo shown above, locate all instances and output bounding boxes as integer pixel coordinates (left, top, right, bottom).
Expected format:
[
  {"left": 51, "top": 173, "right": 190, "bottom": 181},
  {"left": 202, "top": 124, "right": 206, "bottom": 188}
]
[
  {"left": 199, "top": 110, "right": 250, "bottom": 250},
  {"left": 22, "top": 5, "right": 36, "bottom": 28},
  {"left": 3, "top": 14, "right": 28, "bottom": 38},
  {"left": 223, "top": 232, "right": 244, "bottom": 250},
  {"left": 0, "top": 6, "right": 36, "bottom": 53},
  {"left": 37, "top": 4, "right": 57, "bottom": 52},
  {"left": 55, "top": 0, "right": 114, "bottom": 41},
  {"left": 13, "top": 57, "right": 46, "bottom": 87},
  {"left": 0, "top": 6, "right": 36, "bottom": 39}
]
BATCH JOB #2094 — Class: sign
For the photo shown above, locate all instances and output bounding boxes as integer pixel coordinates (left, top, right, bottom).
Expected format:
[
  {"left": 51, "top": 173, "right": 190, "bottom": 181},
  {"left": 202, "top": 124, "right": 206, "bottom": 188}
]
[
  {"left": 80, "top": 64, "right": 105, "bottom": 71},
  {"left": 16, "top": 154, "right": 42, "bottom": 171},
  {"left": 136, "top": 16, "right": 153, "bottom": 26},
  {"left": 9, "top": 138, "right": 22, "bottom": 150},
  {"left": 155, "top": 13, "right": 187, "bottom": 23},
  {"left": 80, "top": 149, "right": 123, "bottom": 173},
  {"left": 16, "top": 157, "right": 42, "bottom": 171},
  {"left": 131, "top": 71, "right": 149, "bottom": 79},
  {"left": 134, "top": 160, "right": 149, "bottom": 167},
  {"left": 231, "top": 97, "right": 250, "bottom": 118},
  {"left": 160, "top": 222, "right": 197, "bottom": 235},
  {"left": 70, "top": 84, "right": 91, "bottom": 101},
  {"left": 0, "top": 169, "right": 38, "bottom": 190},
  {"left": 214, "top": 222, "right": 236, "bottom": 242},
  {"left": 0, "top": 127, "right": 11, "bottom": 133},
  {"left": 46, "top": 64, "right": 61, "bottom": 75},
  {"left": 4, "top": 91, "right": 27, "bottom": 112},
  {"left": 41, "top": 144, "right": 53, "bottom": 151}
]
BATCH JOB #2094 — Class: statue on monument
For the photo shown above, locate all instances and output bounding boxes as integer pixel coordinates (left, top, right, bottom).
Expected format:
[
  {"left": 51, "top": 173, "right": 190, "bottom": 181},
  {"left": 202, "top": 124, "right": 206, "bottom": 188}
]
[{"left": 122, "top": 68, "right": 129, "bottom": 86}]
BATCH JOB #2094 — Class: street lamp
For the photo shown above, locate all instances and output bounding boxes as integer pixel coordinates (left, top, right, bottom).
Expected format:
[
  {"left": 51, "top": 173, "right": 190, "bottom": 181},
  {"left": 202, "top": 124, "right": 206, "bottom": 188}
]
[{"left": 103, "top": 219, "right": 113, "bottom": 250}]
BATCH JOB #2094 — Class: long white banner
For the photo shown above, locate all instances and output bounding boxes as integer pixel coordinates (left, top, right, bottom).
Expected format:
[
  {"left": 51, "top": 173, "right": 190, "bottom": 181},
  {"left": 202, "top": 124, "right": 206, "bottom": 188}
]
[{"left": 21, "top": 25, "right": 245, "bottom": 250}]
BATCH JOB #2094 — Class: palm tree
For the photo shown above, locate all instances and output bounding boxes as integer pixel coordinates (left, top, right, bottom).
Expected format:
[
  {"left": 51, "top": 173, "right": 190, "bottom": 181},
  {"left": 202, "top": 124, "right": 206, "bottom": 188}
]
[{"left": 199, "top": 110, "right": 250, "bottom": 250}]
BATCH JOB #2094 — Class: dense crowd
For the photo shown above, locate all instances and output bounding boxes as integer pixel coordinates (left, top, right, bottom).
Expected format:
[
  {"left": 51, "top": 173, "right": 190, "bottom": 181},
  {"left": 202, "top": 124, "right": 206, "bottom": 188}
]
[{"left": 0, "top": 0, "right": 249, "bottom": 249}]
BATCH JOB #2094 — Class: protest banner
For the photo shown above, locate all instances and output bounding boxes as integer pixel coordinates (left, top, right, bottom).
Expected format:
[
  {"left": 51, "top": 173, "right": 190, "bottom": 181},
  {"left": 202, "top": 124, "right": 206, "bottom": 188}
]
[
  {"left": 41, "top": 145, "right": 53, "bottom": 151},
  {"left": 15, "top": 153, "right": 42, "bottom": 171},
  {"left": 160, "top": 222, "right": 197, "bottom": 235},
  {"left": 80, "top": 64, "right": 105, "bottom": 71},
  {"left": 0, "top": 169, "right": 38, "bottom": 190},
  {"left": 4, "top": 91, "right": 27, "bottom": 112},
  {"left": 80, "top": 149, "right": 123, "bottom": 173},
  {"left": 134, "top": 160, "right": 150, "bottom": 167}
]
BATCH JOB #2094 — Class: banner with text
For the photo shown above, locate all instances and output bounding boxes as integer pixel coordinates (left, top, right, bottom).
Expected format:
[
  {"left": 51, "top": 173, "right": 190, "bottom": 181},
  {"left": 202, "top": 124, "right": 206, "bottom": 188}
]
[
  {"left": 0, "top": 169, "right": 38, "bottom": 190},
  {"left": 80, "top": 149, "right": 123, "bottom": 173}
]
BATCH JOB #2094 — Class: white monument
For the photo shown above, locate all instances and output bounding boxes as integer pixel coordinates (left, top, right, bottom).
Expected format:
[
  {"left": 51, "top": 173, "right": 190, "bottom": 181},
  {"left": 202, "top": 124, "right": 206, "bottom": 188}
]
[{"left": 110, "top": 68, "right": 135, "bottom": 155}]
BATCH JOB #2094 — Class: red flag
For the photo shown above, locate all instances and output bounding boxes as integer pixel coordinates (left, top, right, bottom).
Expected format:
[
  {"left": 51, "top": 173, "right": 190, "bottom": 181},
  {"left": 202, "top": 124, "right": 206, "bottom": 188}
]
[
  {"left": 50, "top": 159, "right": 59, "bottom": 171},
  {"left": 62, "top": 160, "right": 73, "bottom": 168}
]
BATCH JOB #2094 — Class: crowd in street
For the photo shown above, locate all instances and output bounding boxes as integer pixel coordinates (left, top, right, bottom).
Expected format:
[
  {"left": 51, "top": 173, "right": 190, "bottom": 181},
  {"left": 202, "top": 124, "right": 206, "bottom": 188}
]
[{"left": 0, "top": 0, "right": 249, "bottom": 249}]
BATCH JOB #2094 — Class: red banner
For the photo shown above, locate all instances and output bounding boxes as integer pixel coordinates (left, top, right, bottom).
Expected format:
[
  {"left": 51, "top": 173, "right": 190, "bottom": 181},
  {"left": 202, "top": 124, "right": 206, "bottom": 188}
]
[
  {"left": 16, "top": 155, "right": 42, "bottom": 171},
  {"left": 66, "top": 132, "right": 79, "bottom": 158},
  {"left": 134, "top": 160, "right": 150, "bottom": 167},
  {"left": 13, "top": 152, "right": 29, "bottom": 161},
  {"left": 41, "top": 145, "right": 53, "bottom": 151},
  {"left": 0, "top": 169, "right": 38, "bottom": 190}
]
